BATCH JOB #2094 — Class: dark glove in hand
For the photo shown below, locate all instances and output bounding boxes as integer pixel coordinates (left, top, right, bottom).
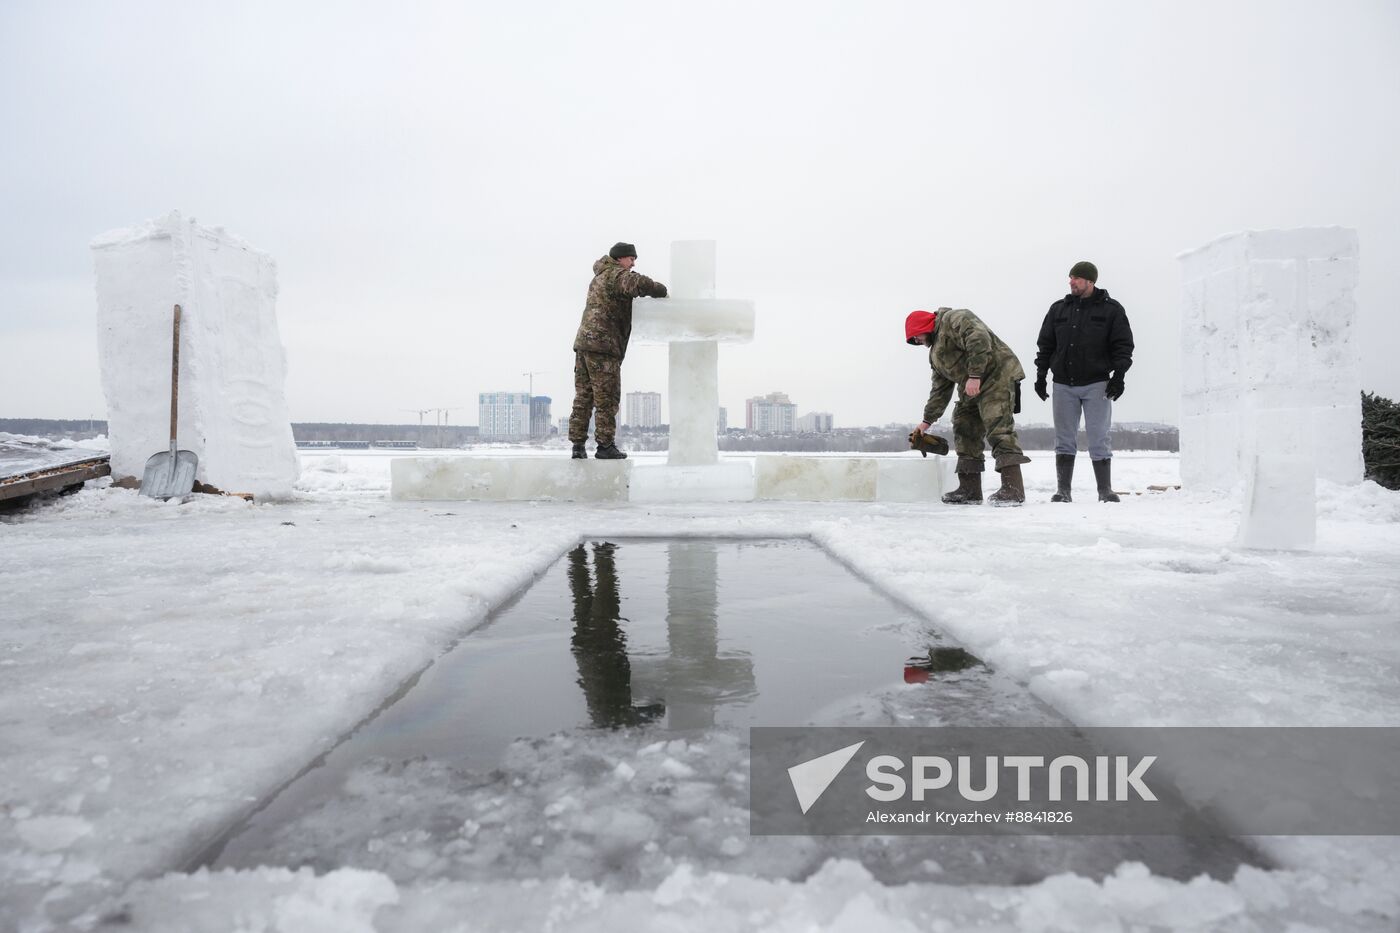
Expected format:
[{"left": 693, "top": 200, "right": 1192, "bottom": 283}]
[
  {"left": 1106, "top": 375, "right": 1125, "bottom": 401},
  {"left": 1034, "top": 377, "right": 1048, "bottom": 401},
  {"left": 908, "top": 430, "right": 950, "bottom": 458}
]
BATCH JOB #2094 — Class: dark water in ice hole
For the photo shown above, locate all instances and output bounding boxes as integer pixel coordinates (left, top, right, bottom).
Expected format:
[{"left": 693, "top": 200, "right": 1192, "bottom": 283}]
[{"left": 200, "top": 538, "right": 1265, "bottom": 885}]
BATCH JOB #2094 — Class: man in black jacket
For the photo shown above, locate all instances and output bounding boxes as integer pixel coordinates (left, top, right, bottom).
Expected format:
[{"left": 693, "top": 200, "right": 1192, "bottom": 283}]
[{"left": 1033, "top": 261, "right": 1134, "bottom": 502}]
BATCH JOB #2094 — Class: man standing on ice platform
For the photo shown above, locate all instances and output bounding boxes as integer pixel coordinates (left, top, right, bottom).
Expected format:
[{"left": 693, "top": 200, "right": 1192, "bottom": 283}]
[{"left": 569, "top": 242, "right": 668, "bottom": 460}]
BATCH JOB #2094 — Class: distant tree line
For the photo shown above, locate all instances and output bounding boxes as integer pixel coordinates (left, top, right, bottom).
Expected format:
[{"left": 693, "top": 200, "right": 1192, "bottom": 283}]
[{"left": 1362, "top": 391, "right": 1400, "bottom": 490}]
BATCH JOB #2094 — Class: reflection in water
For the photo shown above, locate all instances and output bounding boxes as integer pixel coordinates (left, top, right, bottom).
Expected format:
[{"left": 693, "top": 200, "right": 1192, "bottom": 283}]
[
  {"left": 568, "top": 543, "right": 665, "bottom": 728},
  {"left": 903, "top": 646, "right": 982, "bottom": 684}
]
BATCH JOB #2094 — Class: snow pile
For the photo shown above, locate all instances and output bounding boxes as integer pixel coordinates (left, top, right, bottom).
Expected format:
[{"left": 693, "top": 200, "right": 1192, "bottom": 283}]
[
  {"left": 114, "top": 857, "right": 1394, "bottom": 933},
  {"left": 91, "top": 211, "right": 299, "bottom": 499}
]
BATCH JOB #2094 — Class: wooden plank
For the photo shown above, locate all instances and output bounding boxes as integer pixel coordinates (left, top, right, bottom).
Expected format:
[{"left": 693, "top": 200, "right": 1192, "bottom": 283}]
[{"left": 0, "top": 461, "right": 111, "bottom": 502}]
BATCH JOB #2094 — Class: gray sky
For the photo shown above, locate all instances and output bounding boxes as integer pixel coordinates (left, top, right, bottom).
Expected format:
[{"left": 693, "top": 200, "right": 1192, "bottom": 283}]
[{"left": 3, "top": 0, "right": 1398, "bottom": 429}]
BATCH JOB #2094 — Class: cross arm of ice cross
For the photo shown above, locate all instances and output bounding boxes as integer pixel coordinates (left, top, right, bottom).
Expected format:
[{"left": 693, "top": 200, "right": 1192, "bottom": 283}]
[{"left": 630, "top": 298, "right": 755, "bottom": 344}]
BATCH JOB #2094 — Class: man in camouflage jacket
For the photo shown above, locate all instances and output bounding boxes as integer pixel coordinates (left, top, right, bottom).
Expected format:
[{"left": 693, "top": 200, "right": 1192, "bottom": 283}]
[
  {"left": 906, "top": 307, "right": 1031, "bottom": 505},
  {"left": 569, "top": 242, "right": 668, "bottom": 459}
]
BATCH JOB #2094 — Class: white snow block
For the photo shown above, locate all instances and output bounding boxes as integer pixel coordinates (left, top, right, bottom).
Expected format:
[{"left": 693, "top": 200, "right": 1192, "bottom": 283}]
[
  {"left": 390, "top": 457, "right": 630, "bottom": 502},
  {"left": 1238, "top": 411, "right": 1316, "bottom": 550},
  {"left": 91, "top": 211, "right": 299, "bottom": 499},
  {"left": 628, "top": 462, "right": 755, "bottom": 503},
  {"left": 875, "top": 459, "right": 947, "bottom": 502},
  {"left": 1178, "top": 227, "right": 1361, "bottom": 492},
  {"left": 754, "top": 456, "right": 878, "bottom": 501}
]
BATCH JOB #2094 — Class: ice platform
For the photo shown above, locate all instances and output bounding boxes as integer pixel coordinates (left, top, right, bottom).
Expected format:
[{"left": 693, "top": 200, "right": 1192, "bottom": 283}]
[
  {"left": 754, "top": 456, "right": 946, "bottom": 502},
  {"left": 391, "top": 457, "right": 631, "bottom": 502},
  {"left": 390, "top": 456, "right": 946, "bottom": 503}
]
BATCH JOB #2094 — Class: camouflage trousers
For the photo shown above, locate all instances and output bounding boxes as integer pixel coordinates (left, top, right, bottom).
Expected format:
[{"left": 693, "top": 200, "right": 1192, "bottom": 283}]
[
  {"left": 569, "top": 351, "right": 621, "bottom": 445},
  {"left": 951, "top": 376, "right": 1031, "bottom": 473}
]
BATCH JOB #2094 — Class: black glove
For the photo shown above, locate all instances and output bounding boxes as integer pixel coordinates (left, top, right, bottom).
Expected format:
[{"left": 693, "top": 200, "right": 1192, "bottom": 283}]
[
  {"left": 908, "top": 430, "right": 950, "bottom": 458},
  {"left": 1034, "top": 375, "right": 1048, "bottom": 401},
  {"left": 1106, "top": 374, "right": 1125, "bottom": 401}
]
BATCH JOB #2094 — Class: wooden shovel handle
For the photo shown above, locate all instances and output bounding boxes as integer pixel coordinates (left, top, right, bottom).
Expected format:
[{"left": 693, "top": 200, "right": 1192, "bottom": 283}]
[{"left": 170, "top": 305, "right": 181, "bottom": 444}]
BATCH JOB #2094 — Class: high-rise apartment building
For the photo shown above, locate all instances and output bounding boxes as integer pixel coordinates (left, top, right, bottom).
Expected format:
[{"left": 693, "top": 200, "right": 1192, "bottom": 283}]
[
  {"left": 797, "top": 411, "right": 834, "bottom": 433},
  {"left": 479, "top": 391, "right": 530, "bottom": 439},
  {"left": 529, "top": 396, "right": 553, "bottom": 437},
  {"left": 745, "top": 392, "right": 797, "bottom": 434},
  {"left": 625, "top": 391, "right": 662, "bottom": 428}
]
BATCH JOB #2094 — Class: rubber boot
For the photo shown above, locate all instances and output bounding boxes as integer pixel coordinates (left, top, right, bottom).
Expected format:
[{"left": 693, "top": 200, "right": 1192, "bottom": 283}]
[
  {"left": 941, "top": 472, "right": 982, "bottom": 504},
  {"left": 571, "top": 444, "right": 587, "bottom": 460},
  {"left": 1050, "top": 454, "right": 1074, "bottom": 502},
  {"left": 1093, "top": 459, "right": 1119, "bottom": 502},
  {"left": 988, "top": 464, "right": 1026, "bottom": 506},
  {"left": 595, "top": 443, "right": 628, "bottom": 460}
]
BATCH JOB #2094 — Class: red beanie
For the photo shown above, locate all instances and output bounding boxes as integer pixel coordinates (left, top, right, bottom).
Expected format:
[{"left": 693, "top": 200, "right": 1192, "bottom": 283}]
[{"left": 905, "top": 310, "right": 937, "bottom": 345}]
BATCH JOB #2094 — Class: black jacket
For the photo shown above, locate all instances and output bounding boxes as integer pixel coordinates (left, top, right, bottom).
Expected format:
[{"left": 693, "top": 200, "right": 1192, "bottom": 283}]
[{"left": 1034, "top": 287, "right": 1134, "bottom": 386}]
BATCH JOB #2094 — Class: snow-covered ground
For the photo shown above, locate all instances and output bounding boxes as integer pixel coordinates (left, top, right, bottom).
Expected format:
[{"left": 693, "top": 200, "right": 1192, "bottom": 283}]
[{"left": 2, "top": 448, "right": 1398, "bottom": 932}]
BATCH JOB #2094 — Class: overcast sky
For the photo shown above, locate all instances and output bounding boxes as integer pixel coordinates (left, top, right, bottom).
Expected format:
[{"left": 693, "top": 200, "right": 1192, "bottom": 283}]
[{"left": 3, "top": 0, "right": 1397, "bottom": 429}]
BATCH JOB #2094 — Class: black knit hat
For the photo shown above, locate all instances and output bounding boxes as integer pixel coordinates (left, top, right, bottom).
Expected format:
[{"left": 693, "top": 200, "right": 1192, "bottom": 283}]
[
  {"left": 1069, "top": 260, "right": 1098, "bottom": 283},
  {"left": 609, "top": 242, "right": 637, "bottom": 260}
]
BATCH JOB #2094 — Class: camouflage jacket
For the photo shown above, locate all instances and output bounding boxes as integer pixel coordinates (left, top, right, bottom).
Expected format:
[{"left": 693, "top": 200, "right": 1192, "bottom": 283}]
[
  {"left": 923, "top": 307, "right": 1026, "bottom": 423},
  {"left": 572, "top": 256, "right": 668, "bottom": 360}
]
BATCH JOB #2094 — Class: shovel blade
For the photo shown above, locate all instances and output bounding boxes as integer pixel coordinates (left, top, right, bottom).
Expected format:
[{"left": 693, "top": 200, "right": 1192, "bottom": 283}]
[{"left": 140, "top": 450, "right": 199, "bottom": 499}]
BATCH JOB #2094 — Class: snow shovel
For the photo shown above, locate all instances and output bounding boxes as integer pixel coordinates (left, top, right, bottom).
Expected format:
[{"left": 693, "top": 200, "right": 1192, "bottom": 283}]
[{"left": 140, "top": 304, "right": 198, "bottom": 499}]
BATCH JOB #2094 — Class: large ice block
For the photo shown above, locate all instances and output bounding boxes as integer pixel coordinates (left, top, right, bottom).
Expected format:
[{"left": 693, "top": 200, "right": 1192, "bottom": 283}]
[
  {"left": 754, "top": 456, "right": 879, "bottom": 501},
  {"left": 1238, "top": 410, "right": 1316, "bottom": 550},
  {"left": 1177, "top": 227, "right": 1361, "bottom": 492},
  {"left": 91, "top": 211, "right": 299, "bottom": 499},
  {"left": 875, "top": 459, "right": 947, "bottom": 502},
  {"left": 631, "top": 298, "right": 755, "bottom": 343},
  {"left": 391, "top": 457, "right": 630, "bottom": 501}
]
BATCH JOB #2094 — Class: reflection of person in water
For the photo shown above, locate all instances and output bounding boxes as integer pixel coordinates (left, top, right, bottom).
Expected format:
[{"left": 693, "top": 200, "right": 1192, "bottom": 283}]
[
  {"left": 567, "top": 542, "right": 664, "bottom": 728},
  {"left": 903, "top": 645, "right": 981, "bottom": 684}
]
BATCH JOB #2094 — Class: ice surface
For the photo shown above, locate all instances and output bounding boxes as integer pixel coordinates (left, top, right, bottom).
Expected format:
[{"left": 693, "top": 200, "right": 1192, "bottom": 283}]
[
  {"left": 3, "top": 450, "right": 1399, "bottom": 931},
  {"left": 390, "top": 456, "right": 630, "bottom": 501},
  {"left": 628, "top": 461, "right": 754, "bottom": 502},
  {"left": 91, "top": 211, "right": 299, "bottom": 500},
  {"left": 1178, "top": 227, "right": 1362, "bottom": 492}
]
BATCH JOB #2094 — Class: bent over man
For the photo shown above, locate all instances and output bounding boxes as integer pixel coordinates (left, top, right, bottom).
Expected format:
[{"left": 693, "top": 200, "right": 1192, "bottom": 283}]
[
  {"left": 1033, "top": 260, "right": 1134, "bottom": 502},
  {"left": 570, "top": 242, "right": 667, "bottom": 460},
  {"left": 906, "top": 307, "right": 1031, "bottom": 506}
]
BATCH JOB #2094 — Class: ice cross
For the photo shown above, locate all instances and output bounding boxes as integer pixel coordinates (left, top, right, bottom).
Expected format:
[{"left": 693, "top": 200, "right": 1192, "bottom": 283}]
[{"left": 631, "top": 241, "right": 755, "bottom": 466}]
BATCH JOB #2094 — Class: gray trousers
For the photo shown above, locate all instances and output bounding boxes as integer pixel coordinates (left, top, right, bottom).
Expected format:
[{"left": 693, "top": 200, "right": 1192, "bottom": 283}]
[{"left": 1053, "top": 381, "right": 1112, "bottom": 460}]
